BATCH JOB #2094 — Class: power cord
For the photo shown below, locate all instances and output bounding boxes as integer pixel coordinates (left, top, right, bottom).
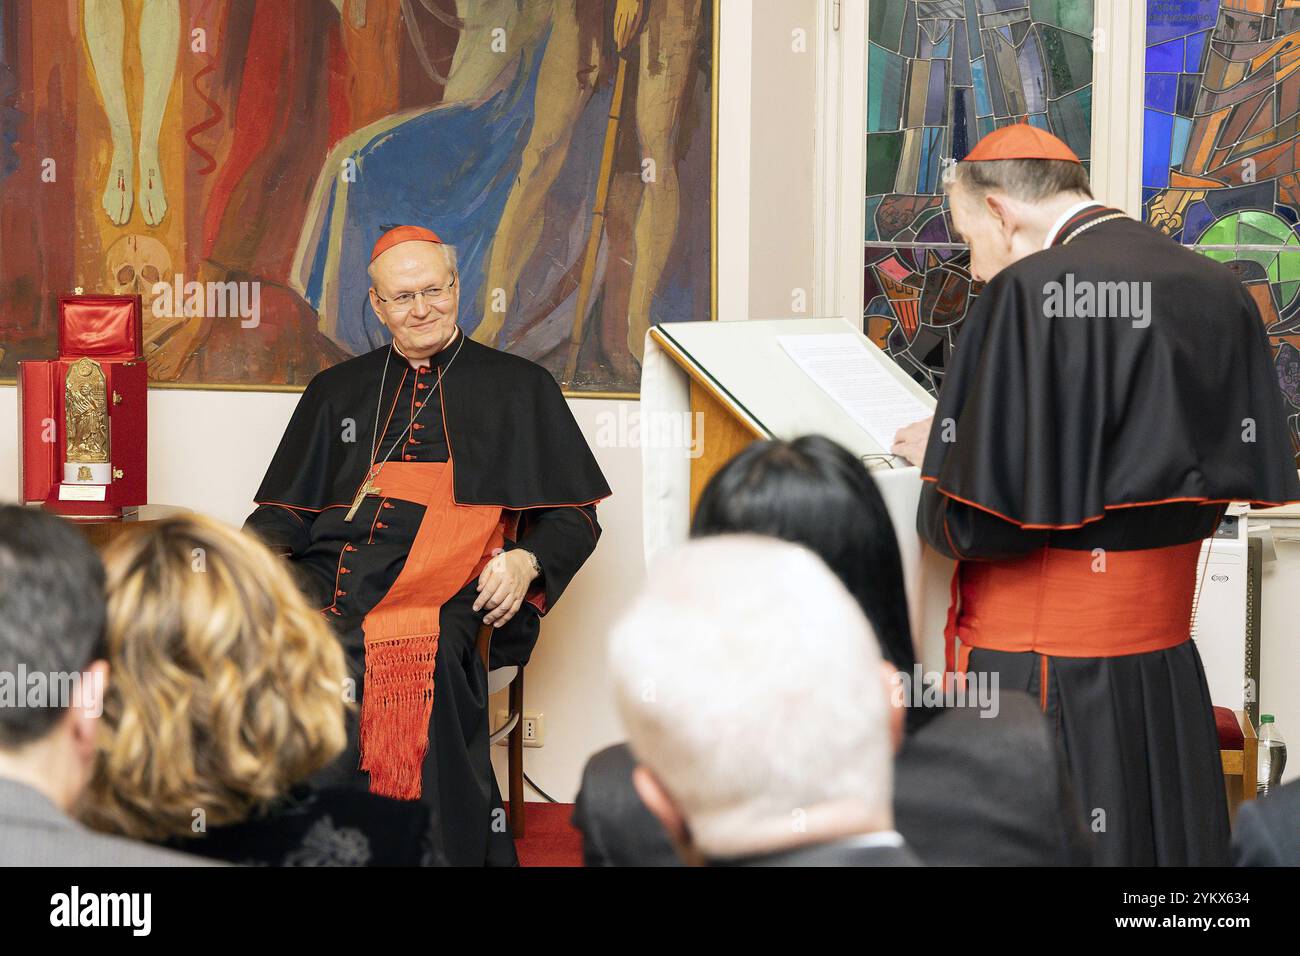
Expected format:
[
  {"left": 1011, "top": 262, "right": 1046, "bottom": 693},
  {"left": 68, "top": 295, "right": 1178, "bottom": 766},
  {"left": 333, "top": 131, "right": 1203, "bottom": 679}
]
[{"left": 523, "top": 771, "right": 559, "bottom": 804}]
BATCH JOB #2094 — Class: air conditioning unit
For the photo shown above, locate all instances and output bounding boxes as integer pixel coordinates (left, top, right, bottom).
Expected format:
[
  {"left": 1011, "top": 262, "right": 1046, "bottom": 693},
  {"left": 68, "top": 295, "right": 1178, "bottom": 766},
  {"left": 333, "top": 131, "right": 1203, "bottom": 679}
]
[{"left": 1190, "top": 513, "right": 1260, "bottom": 726}]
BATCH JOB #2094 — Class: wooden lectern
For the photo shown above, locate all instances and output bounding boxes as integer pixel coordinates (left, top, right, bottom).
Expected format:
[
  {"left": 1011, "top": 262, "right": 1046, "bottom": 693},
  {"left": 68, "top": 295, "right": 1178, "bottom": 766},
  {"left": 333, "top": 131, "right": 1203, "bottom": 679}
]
[{"left": 642, "top": 318, "right": 955, "bottom": 670}]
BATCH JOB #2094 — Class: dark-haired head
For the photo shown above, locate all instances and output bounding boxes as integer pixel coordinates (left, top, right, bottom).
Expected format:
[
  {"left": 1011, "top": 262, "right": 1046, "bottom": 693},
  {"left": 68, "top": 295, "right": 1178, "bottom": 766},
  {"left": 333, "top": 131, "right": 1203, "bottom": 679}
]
[
  {"left": 0, "top": 506, "right": 106, "bottom": 748},
  {"left": 690, "top": 435, "right": 916, "bottom": 674}
]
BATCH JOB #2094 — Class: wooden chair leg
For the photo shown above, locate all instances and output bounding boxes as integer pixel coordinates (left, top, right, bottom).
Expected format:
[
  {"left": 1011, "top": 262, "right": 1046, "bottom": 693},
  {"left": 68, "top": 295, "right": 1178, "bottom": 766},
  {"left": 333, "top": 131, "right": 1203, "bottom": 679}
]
[
  {"left": 508, "top": 670, "right": 525, "bottom": 838},
  {"left": 1239, "top": 711, "right": 1258, "bottom": 801}
]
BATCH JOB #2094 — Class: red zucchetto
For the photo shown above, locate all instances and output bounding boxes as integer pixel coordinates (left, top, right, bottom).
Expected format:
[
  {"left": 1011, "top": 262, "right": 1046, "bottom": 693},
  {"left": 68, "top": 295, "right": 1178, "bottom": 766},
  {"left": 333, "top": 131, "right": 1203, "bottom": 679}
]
[
  {"left": 962, "top": 123, "right": 1081, "bottom": 164},
  {"left": 369, "top": 225, "right": 443, "bottom": 263}
]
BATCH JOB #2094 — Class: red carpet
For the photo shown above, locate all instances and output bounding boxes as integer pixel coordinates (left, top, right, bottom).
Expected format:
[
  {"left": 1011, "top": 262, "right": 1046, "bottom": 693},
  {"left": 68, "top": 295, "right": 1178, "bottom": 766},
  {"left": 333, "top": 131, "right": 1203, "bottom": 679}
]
[{"left": 506, "top": 802, "right": 583, "bottom": 867}]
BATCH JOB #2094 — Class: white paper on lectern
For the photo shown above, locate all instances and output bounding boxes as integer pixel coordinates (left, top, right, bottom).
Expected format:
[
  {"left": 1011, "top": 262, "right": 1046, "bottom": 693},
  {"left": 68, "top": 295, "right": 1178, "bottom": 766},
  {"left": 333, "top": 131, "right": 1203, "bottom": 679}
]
[{"left": 778, "top": 333, "right": 933, "bottom": 451}]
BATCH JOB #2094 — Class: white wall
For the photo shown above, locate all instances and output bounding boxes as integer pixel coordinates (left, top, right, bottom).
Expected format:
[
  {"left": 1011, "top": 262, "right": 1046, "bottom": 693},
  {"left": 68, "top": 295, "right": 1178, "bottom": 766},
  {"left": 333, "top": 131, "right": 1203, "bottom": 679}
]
[
  {"left": 747, "top": 0, "right": 819, "bottom": 318},
  {"left": 485, "top": 399, "right": 643, "bottom": 800}
]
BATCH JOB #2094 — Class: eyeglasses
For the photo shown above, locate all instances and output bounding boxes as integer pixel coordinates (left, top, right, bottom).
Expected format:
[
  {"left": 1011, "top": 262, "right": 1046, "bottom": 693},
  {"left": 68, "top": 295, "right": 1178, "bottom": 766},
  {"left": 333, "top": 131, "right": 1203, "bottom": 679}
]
[
  {"left": 860, "top": 454, "right": 906, "bottom": 470},
  {"left": 374, "top": 274, "right": 458, "bottom": 312}
]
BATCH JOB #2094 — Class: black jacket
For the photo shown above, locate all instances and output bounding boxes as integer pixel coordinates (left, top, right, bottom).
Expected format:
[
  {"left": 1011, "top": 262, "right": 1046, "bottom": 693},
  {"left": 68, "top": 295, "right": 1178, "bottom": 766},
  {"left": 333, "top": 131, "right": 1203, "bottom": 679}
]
[
  {"left": 1231, "top": 780, "right": 1300, "bottom": 867},
  {"left": 574, "top": 690, "right": 1092, "bottom": 867}
]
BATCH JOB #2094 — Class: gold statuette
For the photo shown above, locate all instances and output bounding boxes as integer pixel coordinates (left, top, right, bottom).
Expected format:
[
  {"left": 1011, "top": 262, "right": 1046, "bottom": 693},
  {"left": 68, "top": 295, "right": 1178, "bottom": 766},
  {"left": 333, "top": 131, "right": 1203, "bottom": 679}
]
[{"left": 65, "top": 358, "right": 110, "bottom": 464}]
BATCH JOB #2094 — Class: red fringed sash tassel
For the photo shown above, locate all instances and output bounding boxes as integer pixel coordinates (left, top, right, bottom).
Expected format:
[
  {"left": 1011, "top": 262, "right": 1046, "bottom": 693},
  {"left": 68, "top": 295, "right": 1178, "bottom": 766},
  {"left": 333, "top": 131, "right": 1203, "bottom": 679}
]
[{"left": 359, "top": 634, "right": 440, "bottom": 800}]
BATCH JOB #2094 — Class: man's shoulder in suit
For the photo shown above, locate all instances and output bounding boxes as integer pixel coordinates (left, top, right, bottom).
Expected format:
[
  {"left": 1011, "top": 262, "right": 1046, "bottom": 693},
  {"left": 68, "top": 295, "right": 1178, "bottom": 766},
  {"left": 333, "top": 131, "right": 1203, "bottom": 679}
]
[
  {"left": 895, "top": 690, "right": 1094, "bottom": 866},
  {"left": 1232, "top": 779, "right": 1300, "bottom": 867},
  {"left": 0, "top": 777, "right": 222, "bottom": 867}
]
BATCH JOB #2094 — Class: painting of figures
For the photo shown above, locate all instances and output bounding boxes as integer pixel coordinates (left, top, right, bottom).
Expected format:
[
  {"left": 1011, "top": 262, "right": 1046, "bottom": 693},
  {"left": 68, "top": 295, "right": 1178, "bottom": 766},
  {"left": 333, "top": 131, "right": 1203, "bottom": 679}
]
[{"left": 0, "top": 0, "right": 714, "bottom": 392}]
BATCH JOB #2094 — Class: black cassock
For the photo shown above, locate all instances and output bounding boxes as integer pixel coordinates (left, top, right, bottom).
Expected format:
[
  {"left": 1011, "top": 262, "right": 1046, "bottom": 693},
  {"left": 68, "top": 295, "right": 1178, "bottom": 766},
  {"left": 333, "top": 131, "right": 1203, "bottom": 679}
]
[
  {"left": 919, "top": 204, "right": 1300, "bottom": 866},
  {"left": 245, "top": 331, "right": 610, "bottom": 865}
]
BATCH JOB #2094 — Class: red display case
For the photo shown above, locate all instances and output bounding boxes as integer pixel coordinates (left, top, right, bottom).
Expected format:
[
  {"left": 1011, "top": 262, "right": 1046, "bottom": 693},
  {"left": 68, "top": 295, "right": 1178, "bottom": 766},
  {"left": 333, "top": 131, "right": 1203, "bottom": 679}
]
[{"left": 17, "top": 295, "right": 147, "bottom": 518}]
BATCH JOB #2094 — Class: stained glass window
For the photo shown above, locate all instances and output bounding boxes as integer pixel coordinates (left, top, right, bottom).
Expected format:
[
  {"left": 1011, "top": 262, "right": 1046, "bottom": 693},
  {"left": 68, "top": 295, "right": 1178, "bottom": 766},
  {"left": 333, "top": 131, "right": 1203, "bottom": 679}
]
[
  {"left": 1142, "top": 0, "right": 1300, "bottom": 456},
  {"left": 865, "top": 0, "right": 1095, "bottom": 394}
]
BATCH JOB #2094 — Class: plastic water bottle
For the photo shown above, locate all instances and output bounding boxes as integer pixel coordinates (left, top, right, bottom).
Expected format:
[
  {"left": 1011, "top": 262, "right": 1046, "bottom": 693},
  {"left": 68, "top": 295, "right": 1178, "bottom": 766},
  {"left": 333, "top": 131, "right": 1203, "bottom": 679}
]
[{"left": 1257, "top": 715, "right": 1287, "bottom": 797}]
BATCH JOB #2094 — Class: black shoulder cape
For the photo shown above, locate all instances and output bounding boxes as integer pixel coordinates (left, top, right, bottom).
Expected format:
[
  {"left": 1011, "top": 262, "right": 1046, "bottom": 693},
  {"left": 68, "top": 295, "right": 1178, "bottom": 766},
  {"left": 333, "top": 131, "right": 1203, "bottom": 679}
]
[
  {"left": 254, "top": 336, "right": 611, "bottom": 511},
  {"left": 921, "top": 214, "right": 1300, "bottom": 528}
]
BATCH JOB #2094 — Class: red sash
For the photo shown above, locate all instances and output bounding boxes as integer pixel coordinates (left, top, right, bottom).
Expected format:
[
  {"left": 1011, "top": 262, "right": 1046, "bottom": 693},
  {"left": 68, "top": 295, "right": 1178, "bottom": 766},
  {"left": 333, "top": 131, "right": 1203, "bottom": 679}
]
[
  {"left": 944, "top": 541, "right": 1202, "bottom": 675},
  {"left": 358, "top": 461, "right": 503, "bottom": 800}
]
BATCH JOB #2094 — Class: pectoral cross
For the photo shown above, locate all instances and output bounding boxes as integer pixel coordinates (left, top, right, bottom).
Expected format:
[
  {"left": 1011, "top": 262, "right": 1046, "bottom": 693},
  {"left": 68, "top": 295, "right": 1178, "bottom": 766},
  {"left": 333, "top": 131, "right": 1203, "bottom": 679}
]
[{"left": 344, "top": 469, "right": 381, "bottom": 522}]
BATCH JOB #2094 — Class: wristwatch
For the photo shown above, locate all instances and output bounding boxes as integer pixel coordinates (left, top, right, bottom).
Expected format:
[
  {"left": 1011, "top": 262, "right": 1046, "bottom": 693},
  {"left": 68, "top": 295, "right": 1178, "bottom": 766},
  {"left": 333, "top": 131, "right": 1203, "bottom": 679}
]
[{"left": 522, "top": 550, "right": 542, "bottom": 578}]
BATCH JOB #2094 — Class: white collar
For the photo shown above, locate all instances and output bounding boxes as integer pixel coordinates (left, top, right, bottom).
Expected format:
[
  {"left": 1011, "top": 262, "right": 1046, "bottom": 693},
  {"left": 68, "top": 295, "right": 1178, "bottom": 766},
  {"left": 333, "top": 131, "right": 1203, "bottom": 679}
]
[
  {"left": 1044, "top": 199, "right": 1100, "bottom": 249},
  {"left": 392, "top": 329, "right": 459, "bottom": 369}
]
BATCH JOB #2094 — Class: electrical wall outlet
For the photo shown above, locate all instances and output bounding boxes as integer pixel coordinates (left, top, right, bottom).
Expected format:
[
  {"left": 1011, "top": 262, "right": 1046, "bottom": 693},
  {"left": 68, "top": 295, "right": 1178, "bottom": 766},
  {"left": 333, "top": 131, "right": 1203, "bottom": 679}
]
[
  {"left": 521, "top": 712, "right": 543, "bottom": 748},
  {"left": 494, "top": 710, "right": 545, "bottom": 748}
]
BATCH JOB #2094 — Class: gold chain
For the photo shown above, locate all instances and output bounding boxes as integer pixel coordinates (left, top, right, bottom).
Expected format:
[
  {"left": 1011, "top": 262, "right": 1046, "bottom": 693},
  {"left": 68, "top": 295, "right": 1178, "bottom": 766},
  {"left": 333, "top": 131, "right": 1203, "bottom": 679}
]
[{"left": 1061, "top": 212, "right": 1127, "bottom": 245}]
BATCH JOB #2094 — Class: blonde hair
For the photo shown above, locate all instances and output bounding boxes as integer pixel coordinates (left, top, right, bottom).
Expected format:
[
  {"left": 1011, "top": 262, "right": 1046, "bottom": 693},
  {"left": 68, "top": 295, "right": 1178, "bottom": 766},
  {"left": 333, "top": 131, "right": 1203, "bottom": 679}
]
[{"left": 82, "top": 515, "right": 348, "bottom": 842}]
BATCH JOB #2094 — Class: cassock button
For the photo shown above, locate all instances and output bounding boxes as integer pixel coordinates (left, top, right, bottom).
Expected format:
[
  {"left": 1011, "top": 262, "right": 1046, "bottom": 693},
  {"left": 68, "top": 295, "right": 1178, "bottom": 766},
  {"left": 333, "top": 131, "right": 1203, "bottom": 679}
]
[
  {"left": 404, "top": 454, "right": 413, "bottom": 461},
  {"left": 344, "top": 544, "right": 355, "bottom": 552},
  {"left": 408, "top": 438, "right": 417, "bottom": 445},
  {"left": 336, "top": 589, "right": 346, "bottom": 597},
  {"left": 417, "top": 383, "right": 428, "bottom": 390},
  {"left": 340, "top": 567, "right": 352, "bottom": 574},
  {"left": 383, "top": 502, "right": 393, "bottom": 509},
  {"left": 413, "top": 423, "right": 424, "bottom": 430},
  {"left": 414, "top": 401, "right": 423, "bottom": 408},
  {"left": 377, "top": 522, "right": 387, "bottom": 529},
  {"left": 329, "top": 607, "right": 342, "bottom": 616}
]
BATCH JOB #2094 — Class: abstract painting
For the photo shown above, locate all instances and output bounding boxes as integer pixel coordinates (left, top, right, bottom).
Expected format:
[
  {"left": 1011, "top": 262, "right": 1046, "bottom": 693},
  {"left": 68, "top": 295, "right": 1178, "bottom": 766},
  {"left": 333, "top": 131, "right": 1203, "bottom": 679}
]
[
  {"left": 0, "top": 0, "right": 714, "bottom": 393},
  {"left": 1142, "top": 0, "right": 1300, "bottom": 457},
  {"left": 865, "top": 0, "right": 1094, "bottom": 393}
]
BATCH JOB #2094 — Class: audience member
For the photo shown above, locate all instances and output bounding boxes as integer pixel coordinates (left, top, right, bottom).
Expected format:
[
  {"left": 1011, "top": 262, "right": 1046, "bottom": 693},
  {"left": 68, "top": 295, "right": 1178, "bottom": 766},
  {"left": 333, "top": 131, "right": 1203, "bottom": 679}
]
[
  {"left": 1231, "top": 779, "right": 1299, "bottom": 867},
  {"left": 690, "top": 435, "right": 915, "bottom": 674},
  {"left": 83, "top": 515, "right": 432, "bottom": 865},
  {"left": 609, "top": 534, "right": 919, "bottom": 866},
  {"left": 0, "top": 506, "right": 211, "bottom": 866}
]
